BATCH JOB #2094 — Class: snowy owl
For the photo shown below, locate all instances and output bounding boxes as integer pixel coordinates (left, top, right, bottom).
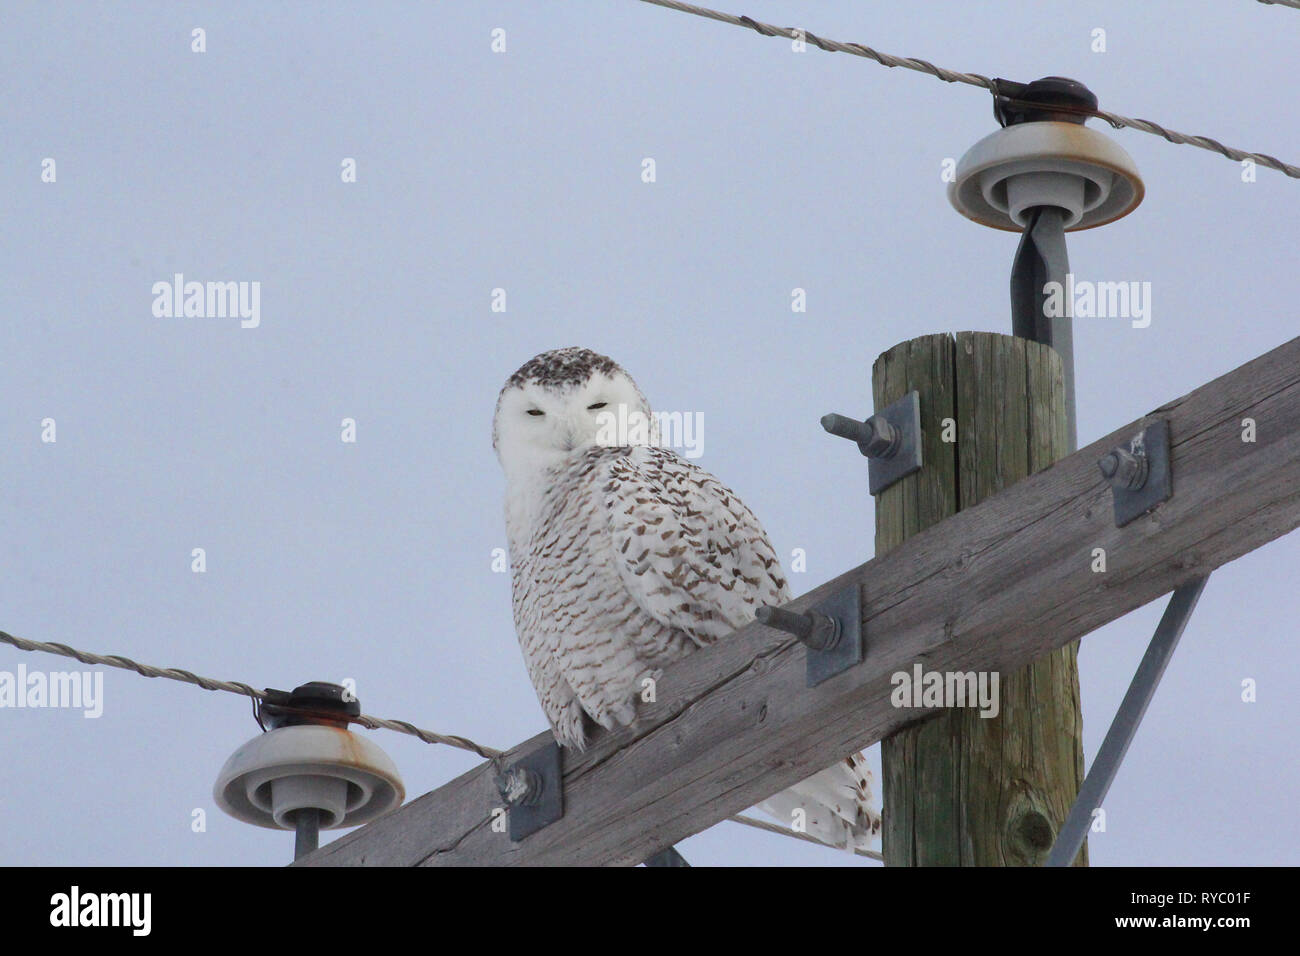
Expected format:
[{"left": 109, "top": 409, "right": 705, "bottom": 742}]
[{"left": 494, "top": 347, "right": 881, "bottom": 852}]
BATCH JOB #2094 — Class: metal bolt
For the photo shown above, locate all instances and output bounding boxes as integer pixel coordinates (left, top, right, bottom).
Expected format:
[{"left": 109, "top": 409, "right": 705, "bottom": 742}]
[
  {"left": 293, "top": 807, "right": 320, "bottom": 861},
  {"left": 755, "top": 606, "right": 841, "bottom": 651},
  {"left": 1099, "top": 446, "right": 1149, "bottom": 491},
  {"left": 821, "top": 412, "right": 900, "bottom": 459},
  {"left": 499, "top": 766, "right": 544, "bottom": 807}
]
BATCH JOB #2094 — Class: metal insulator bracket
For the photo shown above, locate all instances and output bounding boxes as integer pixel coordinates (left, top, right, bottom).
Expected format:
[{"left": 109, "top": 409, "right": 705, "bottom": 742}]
[
  {"left": 1099, "top": 420, "right": 1171, "bottom": 527},
  {"left": 756, "top": 585, "right": 864, "bottom": 687},
  {"left": 497, "top": 740, "right": 564, "bottom": 841},
  {"left": 822, "top": 390, "right": 923, "bottom": 495}
]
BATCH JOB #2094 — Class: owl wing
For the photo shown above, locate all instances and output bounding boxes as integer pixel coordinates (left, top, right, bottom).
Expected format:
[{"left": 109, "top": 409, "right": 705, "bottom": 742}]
[
  {"left": 604, "top": 446, "right": 881, "bottom": 851},
  {"left": 604, "top": 445, "right": 790, "bottom": 645},
  {"left": 755, "top": 752, "right": 882, "bottom": 852}
]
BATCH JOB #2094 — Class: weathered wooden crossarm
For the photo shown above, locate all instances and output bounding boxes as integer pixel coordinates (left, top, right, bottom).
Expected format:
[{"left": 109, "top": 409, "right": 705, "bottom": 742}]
[{"left": 298, "top": 335, "right": 1300, "bottom": 866}]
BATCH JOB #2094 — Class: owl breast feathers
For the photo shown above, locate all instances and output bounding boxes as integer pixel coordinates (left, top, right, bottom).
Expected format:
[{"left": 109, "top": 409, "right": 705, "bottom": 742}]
[{"left": 510, "top": 443, "right": 788, "bottom": 749}]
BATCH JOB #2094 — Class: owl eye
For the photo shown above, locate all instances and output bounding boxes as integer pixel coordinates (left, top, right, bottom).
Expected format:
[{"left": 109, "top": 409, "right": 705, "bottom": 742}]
[
  {"left": 587, "top": 402, "right": 607, "bottom": 410},
  {"left": 526, "top": 409, "right": 545, "bottom": 417}
]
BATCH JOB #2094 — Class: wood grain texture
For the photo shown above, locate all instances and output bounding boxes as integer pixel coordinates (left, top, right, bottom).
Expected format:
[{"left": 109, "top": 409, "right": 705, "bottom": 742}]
[
  {"left": 299, "top": 335, "right": 1300, "bottom": 867},
  {"left": 876, "top": 332, "right": 1085, "bottom": 867},
  {"left": 873, "top": 334, "right": 960, "bottom": 865}
]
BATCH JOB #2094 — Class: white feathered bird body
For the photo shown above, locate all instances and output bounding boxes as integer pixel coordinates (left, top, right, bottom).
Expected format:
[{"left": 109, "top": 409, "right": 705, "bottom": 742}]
[{"left": 495, "top": 348, "right": 880, "bottom": 852}]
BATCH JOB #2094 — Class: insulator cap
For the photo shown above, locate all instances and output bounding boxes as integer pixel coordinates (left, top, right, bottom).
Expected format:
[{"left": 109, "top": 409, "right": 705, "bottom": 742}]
[
  {"left": 948, "top": 121, "right": 1144, "bottom": 232},
  {"left": 260, "top": 681, "right": 360, "bottom": 730},
  {"left": 994, "top": 76, "right": 1099, "bottom": 127},
  {"left": 214, "top": 724, "right": 404, "bottom": 831}
]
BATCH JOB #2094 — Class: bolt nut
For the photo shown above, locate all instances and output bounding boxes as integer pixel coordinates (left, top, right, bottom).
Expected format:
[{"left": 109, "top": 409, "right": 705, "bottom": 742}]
[
  {"left": 1099, "top": 447, "right": 1149, "bottom": 491},
  {"left": 860, "top": 416, "right": 901, "bottom": 459},
  {"left": 499, "top": 766, "right": 543, "bottom": 806},
  {"left": 802, "top": 613, "right": 842, "bottom": 652},
  {"left": 756, "top": 606, "right": 841, "bottom": 651},
  {"left": 821, "top": 412, "right": 900, "bottom": 460}
]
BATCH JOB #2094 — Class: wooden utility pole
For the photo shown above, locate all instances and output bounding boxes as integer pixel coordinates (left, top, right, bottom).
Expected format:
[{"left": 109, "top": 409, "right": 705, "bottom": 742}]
[{"left": 875, "top": 332, "right": 1086, "bottom": 866}]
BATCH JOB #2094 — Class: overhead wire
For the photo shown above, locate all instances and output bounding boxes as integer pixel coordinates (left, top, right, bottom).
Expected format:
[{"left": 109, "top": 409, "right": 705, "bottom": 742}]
[
  {"left": 2, "top": 628, "right": 884, "bottom": 861},
  {"left": 0, "top": 629, "right": 503, "bottom": 758},
  {"left": 637, "top": 0, "right": 1300, "bottom": 179}
]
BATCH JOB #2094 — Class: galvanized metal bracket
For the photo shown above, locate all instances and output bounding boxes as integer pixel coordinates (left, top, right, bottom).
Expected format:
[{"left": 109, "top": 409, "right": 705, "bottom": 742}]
[
  {"left": 1101, "top": 420, "right": 1171, "bottom": 527},
  {"left": 805, "top": 585, "right": 864, "bottom": 687},
  {"left": 867, "top": 391, "right": 923, "bottom": 495},
  {"left": 499, "top": 740, "right": 563, "bottom": 842},
  {"left": 821, "top": 391, "right": 923, "bottom": 496},
  {"left": 756, "top": 586, "right": 864, "bottom": 687},
  {"left": 1047, "top": 575, "right": 1209, "bottom": 866}
]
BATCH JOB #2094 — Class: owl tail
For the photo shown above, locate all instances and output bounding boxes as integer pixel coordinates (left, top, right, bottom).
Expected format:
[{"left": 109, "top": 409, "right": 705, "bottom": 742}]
[{"left": 755, "top": 752, "right": 882, "bottom": 853}]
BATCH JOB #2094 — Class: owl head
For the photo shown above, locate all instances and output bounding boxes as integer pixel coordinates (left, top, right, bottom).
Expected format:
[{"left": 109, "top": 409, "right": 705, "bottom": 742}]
[{"left": 493, "top": 347, "right": 654, "bottom": 479}]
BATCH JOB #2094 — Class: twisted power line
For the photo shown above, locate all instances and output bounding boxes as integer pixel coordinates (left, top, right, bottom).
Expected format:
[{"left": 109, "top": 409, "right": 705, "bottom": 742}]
[
  {"left": 0, "top": 629, "right": 503, "bottom": 759},
  {"left": 638, "top": 0, "right": 1300, "bottom": 179},
  {"left": 2, "top": 628, "right": 882, "bottom": 860}
]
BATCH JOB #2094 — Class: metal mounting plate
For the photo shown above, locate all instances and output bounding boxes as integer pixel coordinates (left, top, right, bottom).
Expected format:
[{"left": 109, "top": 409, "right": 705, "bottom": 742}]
[
  {"left": 1110, "top": 420, "right": 1171, "bottom": 527},
  {"left": 806, "top": 586, "right": 864, "bottom": 687},
  {"left": 506, "top": 741, "right": 563, "bottom": 842},
  {"left": 868, "top": 391, "right": 923, "bottom": 495}
]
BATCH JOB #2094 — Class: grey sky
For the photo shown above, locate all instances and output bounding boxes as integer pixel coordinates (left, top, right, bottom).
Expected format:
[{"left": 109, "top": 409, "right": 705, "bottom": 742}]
[{"left": 2, "top": 1, "right": 1296, "bottom": 866}]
